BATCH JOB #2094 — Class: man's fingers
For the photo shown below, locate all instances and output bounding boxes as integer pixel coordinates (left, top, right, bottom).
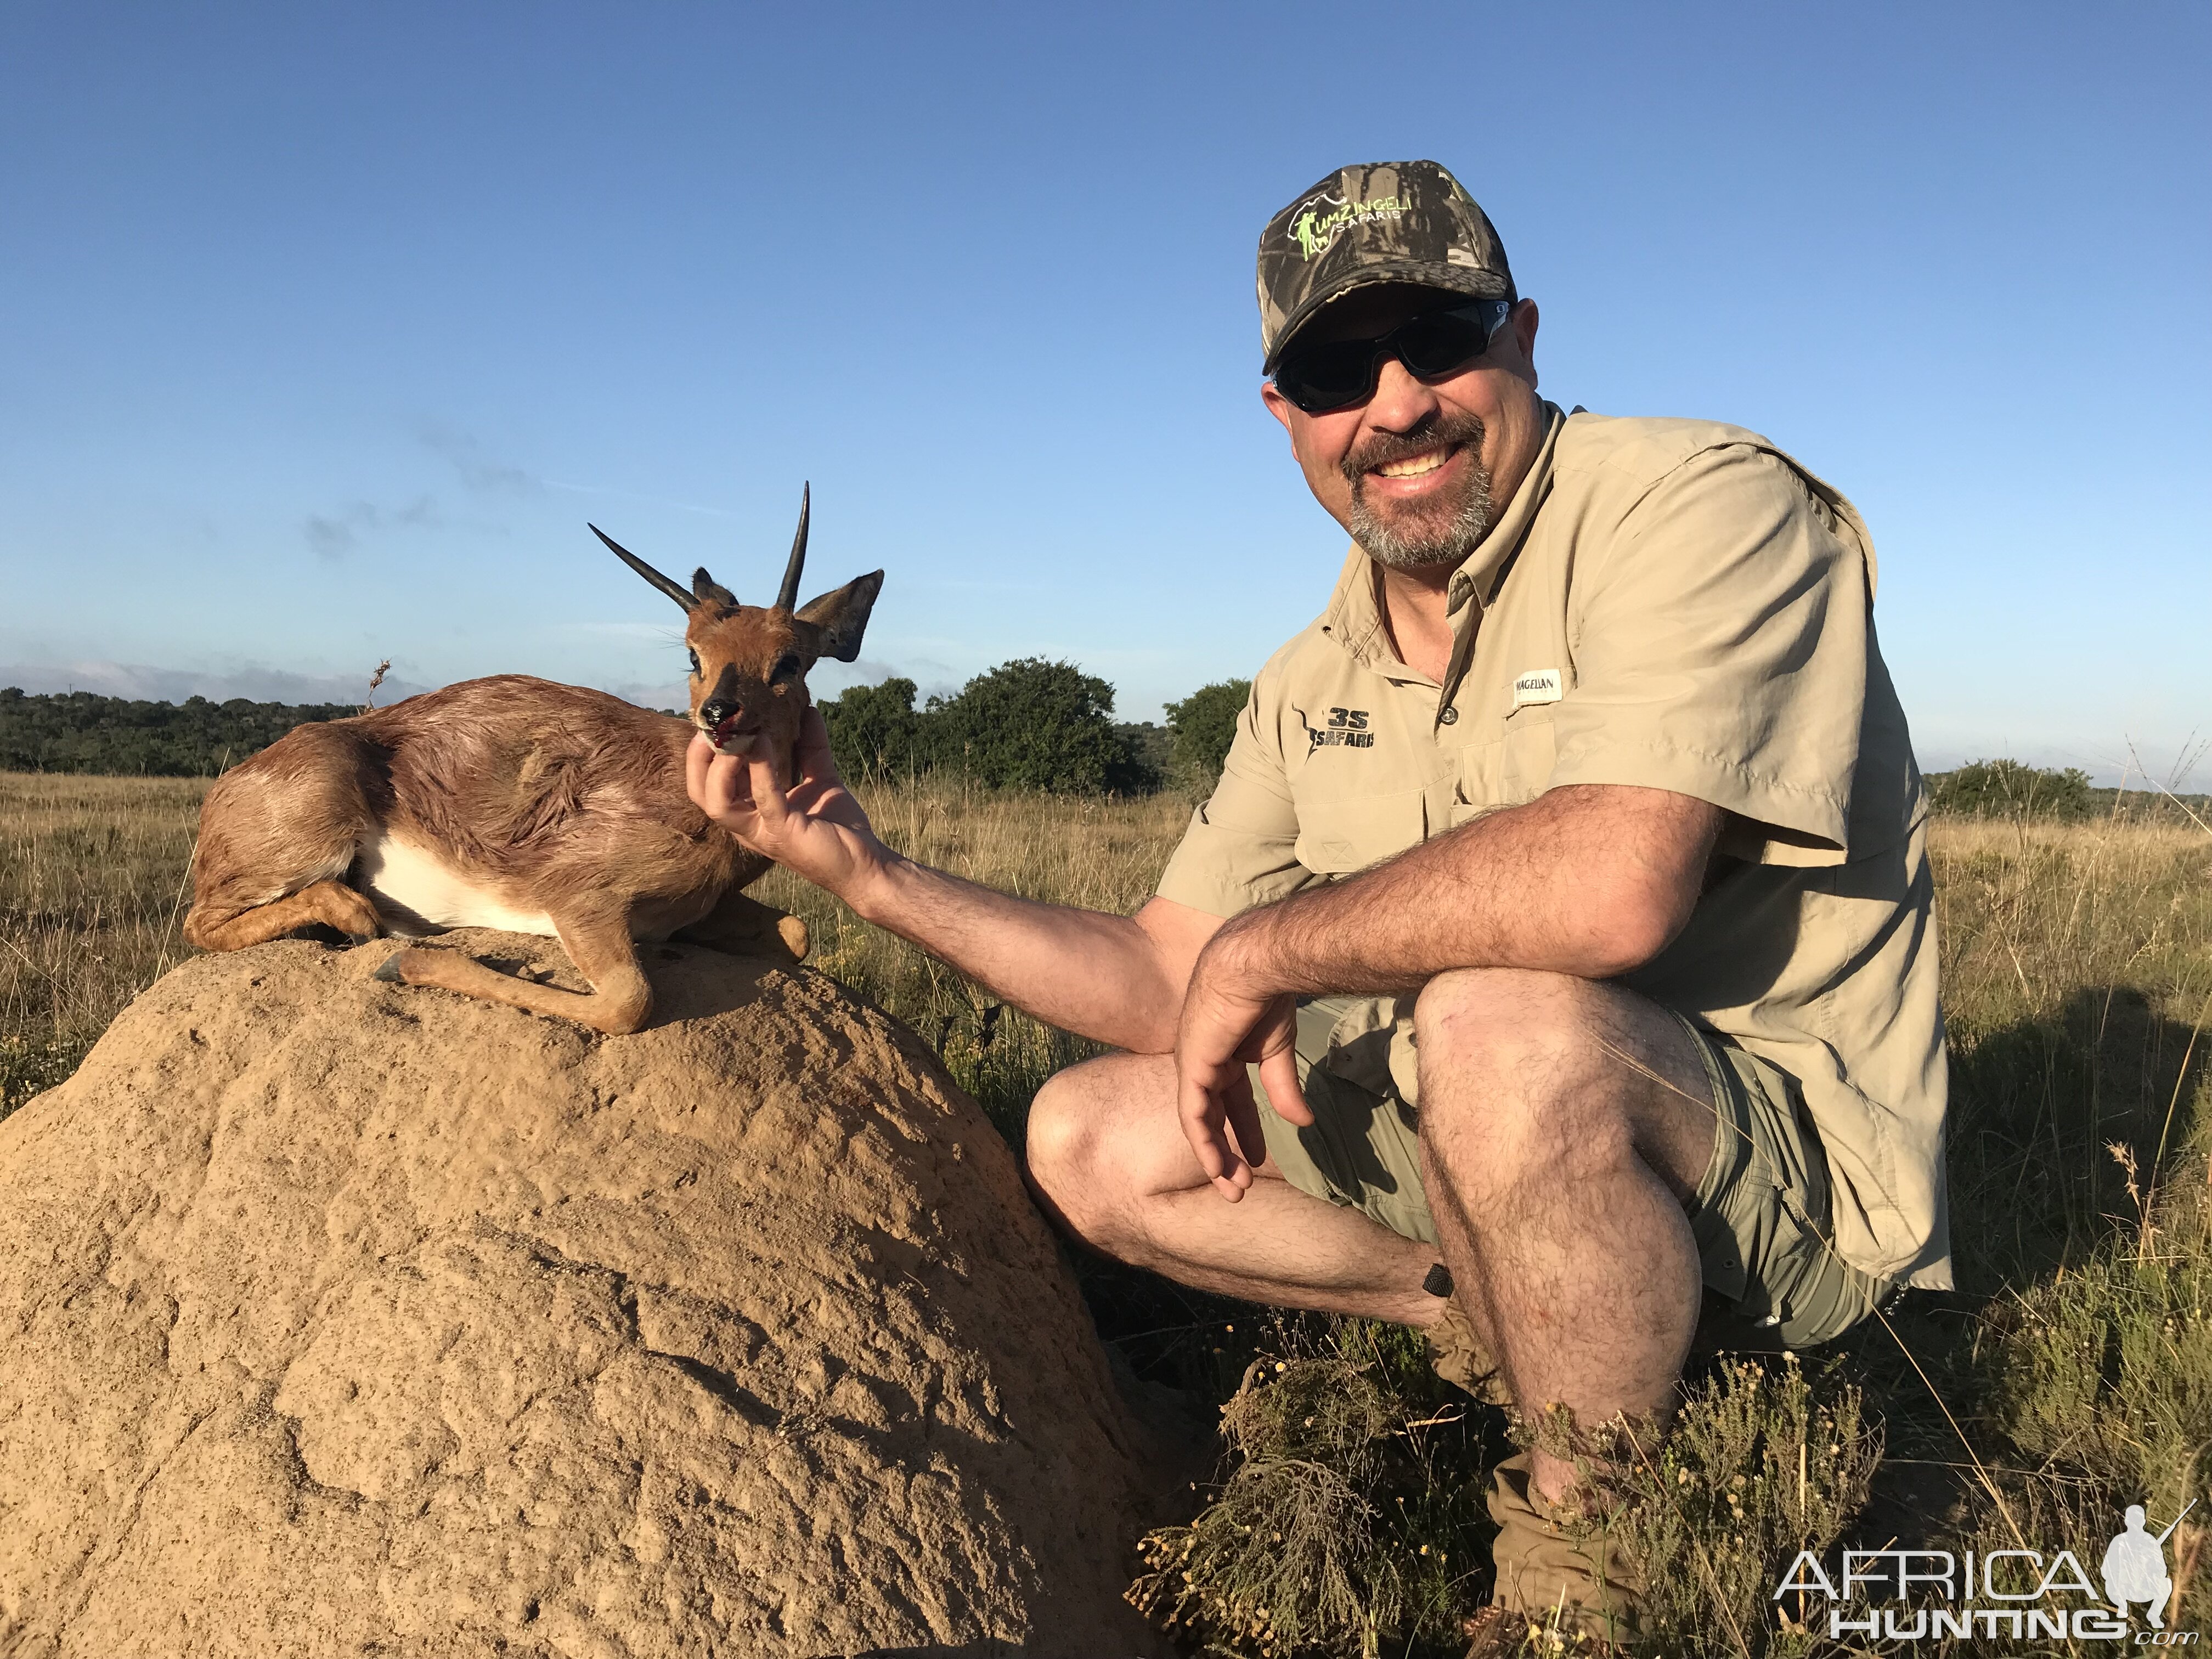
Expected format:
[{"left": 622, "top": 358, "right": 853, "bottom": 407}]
[
  {"left": 796, "top": 705, "right": 837, "bottom": 785},
  {"left": 685, "top": 732, "right": 712, "bottom": 803},
  {"left": 1177, "top": 1070, "right": 1252, "bottom": 1200},
  {"left": 1257, "top": 1040, "right": 1313, "bottom": 1128},
  {"left": 1223, "top": 1081, "right": 1269, "bottom": 1176},
  {"left": 689, "top": 734, "right": 754, "bottom": 823},
  {"left": 743, "top": 748, "right": 794, "bottom": 834}
]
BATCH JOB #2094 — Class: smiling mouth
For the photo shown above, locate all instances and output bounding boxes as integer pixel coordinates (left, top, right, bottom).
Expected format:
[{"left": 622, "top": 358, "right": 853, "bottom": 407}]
[{"left": 1370, "top": 444, "right": 1457, "bottom": 481}]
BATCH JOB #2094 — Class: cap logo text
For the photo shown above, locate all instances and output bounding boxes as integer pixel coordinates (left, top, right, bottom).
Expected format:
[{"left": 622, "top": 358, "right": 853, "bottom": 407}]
[{"left": 1290, "top": 193, "right": 1409, "bottom": 261}]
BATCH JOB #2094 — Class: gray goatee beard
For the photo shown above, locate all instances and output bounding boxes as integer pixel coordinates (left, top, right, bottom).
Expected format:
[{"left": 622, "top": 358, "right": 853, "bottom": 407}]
[{"left": 1342, "top": 414, "right": 1496, "bottom": 572}]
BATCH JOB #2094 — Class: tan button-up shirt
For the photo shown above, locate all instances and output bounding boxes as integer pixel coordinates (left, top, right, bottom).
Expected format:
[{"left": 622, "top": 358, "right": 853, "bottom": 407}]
[{"left": 1157, "top": 403, "right": 1949, "bottom": 1288}]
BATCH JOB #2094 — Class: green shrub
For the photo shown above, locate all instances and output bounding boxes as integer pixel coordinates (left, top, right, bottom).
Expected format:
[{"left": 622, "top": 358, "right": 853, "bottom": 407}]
[
  {"left": 926, "top": 658, "right": 1158, "bottom": 794},
  {"left": 1165, "top": 678, "right": 1252, "bottom": 789},
  {"left": 818, "top": 676, "right": 928, "bottom": 781},
  {"left": 1612, "top": 1356, "right": 1882, "bottom": 1655},
  {"left": 1128, "top": 1317, "right": 1499, "bottom": 1656},
  {"left": 1927, "top": 758, "right": 2095, "bottom": 820}
]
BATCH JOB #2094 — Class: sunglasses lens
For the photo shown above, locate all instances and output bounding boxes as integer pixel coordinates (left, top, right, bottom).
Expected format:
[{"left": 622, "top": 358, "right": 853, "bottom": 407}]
[
  {"left": 1395, "top": 310, "right": 1496, "bottom": 378},
  {"left": 1274, "top": 341, "right": 1378, "bottom": 413},
  {"left": 1274, "top": 303, "right": 1506, "bottom": 412}
]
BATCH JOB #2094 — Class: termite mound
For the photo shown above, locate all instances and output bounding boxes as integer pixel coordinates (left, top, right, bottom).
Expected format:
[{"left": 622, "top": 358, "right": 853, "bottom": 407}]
[{"left": 0, "top": 932, "right": 1165, "bottom": 1657}]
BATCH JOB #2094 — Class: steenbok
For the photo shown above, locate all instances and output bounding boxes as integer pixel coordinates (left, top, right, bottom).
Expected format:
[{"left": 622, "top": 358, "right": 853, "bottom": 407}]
[{"left": 182, "top": 487, "right": 879, "bottom": 1034}]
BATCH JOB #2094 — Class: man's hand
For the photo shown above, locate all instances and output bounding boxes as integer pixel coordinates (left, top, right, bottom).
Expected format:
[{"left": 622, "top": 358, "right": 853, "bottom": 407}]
[
  {"left": 1174, "top": 924, "right": 1313, "bottom": 1201},
  {"left": 686, "top": 707, "right": 891, "bottom": 900}
]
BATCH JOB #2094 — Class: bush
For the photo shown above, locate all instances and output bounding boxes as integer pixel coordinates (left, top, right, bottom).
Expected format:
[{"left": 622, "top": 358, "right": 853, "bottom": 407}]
[
  {"left": 925, "top": 658, "right": 1158, "bottom": 794},
  {"left": 1128, "top": 1316, "right": 1502, "bottom": 1655},
  {"left": 818, "top": 676, "right": 929, "bottom": 782},
  {"left": 1927, "top": 758, "right": 2095, "bottom": 821},
  {"left": 1165, "top": 678, "right": 1252, "bottom": 789}
]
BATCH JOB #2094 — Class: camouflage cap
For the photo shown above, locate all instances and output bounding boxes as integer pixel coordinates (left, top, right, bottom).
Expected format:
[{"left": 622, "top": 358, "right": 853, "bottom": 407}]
[{"left": 1257, "top": 160, "right": 1515, "bottom": 372}]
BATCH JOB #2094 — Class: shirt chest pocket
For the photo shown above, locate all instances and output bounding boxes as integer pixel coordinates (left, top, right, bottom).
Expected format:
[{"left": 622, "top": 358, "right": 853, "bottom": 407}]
[
  {"left": 1448, "top": 713, "right": 1559, "bottom": 827},
  {"left": 1293, "top": 791, "right": 1426, "bottom": 877},
  {"left": 1500, "top": 710, "right": 1558, "bottom": 802}
]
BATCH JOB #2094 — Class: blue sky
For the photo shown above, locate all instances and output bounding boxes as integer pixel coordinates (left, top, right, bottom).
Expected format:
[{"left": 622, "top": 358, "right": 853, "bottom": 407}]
[{"left": 2, "top": 2, "right": 2205, "bottom": 781}]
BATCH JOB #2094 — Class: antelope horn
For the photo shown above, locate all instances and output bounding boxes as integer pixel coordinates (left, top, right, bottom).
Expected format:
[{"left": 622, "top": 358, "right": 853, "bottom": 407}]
[
  {"left": 592, "top": 524, "right": 696, "bottom": 613},
  {"left": 774, "top": 482, "right": 810, "bottom": 613}
]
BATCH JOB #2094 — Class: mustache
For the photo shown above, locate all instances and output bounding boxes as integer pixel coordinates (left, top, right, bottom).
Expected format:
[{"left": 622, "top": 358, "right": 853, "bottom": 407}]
[{"left": 1340, "top": 413, "right": 1487, "bottom": 486}]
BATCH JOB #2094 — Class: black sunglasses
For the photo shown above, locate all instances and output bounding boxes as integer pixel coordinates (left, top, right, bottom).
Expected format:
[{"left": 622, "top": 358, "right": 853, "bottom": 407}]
[{"left": 1272, "top": 298, "right": 1515, "bottom": 414}]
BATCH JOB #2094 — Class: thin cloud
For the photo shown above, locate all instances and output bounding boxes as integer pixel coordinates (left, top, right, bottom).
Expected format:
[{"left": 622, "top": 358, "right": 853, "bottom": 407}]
[
  {"left": 304, "top": 495, "right": 439, "bottom": 561},
  {"left": 417, "top": 423, "right": 540, "bottom": 495}
]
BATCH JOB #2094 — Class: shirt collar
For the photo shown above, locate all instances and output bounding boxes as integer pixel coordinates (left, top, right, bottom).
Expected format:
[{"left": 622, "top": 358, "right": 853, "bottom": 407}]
[{"left": 1320, "top": 399, "right": 1567, "bottom": 679}]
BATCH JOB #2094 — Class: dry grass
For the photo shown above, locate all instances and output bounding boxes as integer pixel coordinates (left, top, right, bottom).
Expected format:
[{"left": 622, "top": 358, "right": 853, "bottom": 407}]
[
  {"left": 0, "top": 772, "right": 205, "bottom": 1114},
  {"left": 3, "top": 772, "right": 2208, "bottom": 1655}
]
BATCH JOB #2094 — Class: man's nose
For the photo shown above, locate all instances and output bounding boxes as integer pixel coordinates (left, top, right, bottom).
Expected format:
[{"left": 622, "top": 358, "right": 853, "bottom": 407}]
[{"left": 1365, "top": 354, "right": 1443, "bottom": 431}]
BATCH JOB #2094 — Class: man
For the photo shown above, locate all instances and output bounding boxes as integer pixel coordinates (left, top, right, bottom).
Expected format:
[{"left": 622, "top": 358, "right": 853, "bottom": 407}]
[{"left": 689, "top": 159, "right": 1948, "bottom": 1647}]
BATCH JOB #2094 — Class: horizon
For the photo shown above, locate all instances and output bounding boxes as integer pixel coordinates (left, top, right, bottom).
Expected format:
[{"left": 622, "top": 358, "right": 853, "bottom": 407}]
[{"left": 2, "top": 3, "right": 2205, "bottom": 788}]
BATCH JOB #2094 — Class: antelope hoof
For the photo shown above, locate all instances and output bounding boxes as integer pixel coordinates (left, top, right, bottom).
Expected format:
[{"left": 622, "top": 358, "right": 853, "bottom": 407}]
[
  {"left": 777, "top": 915, "right": 810, "bottom": 963},
  {"left": 373, "top": 947, "right": 431, "bottom": 985}
]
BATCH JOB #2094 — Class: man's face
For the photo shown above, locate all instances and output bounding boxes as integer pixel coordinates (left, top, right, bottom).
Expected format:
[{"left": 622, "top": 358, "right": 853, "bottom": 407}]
[{"left": 1262, "top": 285, "right": 1544, "bottom": 572}]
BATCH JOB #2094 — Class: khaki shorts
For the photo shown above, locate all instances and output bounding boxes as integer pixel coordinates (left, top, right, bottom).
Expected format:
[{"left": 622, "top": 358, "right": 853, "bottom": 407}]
[{"left": 1250, "top": 996, "right": 1894, "bottom": 1351}]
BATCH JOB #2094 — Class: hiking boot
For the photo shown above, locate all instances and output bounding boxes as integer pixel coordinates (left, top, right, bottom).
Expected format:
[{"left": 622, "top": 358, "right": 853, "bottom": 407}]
[
  {"left": 1425, "top": 1292, "right": 1513, "bottom": 1406},
  {"left": 1479, "top": 1451, "right": 1643, "bottom": 1648}
]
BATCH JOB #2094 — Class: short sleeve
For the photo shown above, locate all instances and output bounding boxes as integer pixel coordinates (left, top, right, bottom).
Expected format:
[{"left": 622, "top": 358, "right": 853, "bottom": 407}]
[
  {"left": 1547, "top": 445, "right": 1870, "bottom": 865},
  {"left": 1155, "top": 674, "right": 1319, "bottom": 917}
]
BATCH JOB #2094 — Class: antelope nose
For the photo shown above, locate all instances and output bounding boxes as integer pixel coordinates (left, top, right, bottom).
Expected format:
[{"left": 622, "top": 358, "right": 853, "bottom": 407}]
[{"left": 699, "top": 698, "right": 735, "bottom": 728}]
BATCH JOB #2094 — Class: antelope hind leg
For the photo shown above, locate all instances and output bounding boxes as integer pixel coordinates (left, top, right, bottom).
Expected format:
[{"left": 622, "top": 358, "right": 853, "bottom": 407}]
[
  {"left": 677, "top": 886, "right": 809, "bottom": 963},
  {"left": 376, "top": 911, "right": 654, "bottom": 1036},
  {"left": 187, "top": 879, "right": 382, "bottom": 952}
]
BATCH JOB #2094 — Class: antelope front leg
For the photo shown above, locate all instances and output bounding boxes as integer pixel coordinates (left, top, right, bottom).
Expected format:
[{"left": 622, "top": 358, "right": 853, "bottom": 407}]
[
  {"left": 375, "top": 909, "right": 654, "bottom": 1035},
  {"left": 677, "top": 885, "right": 809, "bottom": 963}
]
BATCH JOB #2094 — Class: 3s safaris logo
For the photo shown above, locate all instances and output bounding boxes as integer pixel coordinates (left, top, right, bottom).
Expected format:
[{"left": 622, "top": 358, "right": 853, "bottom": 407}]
[{"left": 1773, "top": 1502, "right": 2198, "bottom": 1643}]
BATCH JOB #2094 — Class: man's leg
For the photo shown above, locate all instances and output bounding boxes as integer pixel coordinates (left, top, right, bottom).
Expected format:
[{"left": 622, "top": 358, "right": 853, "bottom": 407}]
[
  {"left": 1025, "top": 1052, "right": 1448, "bottom": 1328},
  {"left": 1412, "top": 967, "right": 1719, "bottom": 1507}
]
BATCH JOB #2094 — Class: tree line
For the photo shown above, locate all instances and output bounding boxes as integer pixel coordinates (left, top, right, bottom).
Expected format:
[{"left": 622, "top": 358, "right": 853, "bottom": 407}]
[
  {"left": 15, "top": 685, "right": 2187, "bottom": 820},
  {"left": 0, "top": 665, "right": 1255, "bottom": 792},
  {"left": 0, "top": 688, "right": 362, "bottom": 777}
]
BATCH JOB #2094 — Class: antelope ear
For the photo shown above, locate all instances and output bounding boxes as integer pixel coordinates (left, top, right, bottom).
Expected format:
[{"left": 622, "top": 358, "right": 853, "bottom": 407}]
[
  {"left": 794, "top": 571, "right": 884, "bottom": 664},
  {"left": 691, "top": 567, "right": 738, "bottom": 608}
]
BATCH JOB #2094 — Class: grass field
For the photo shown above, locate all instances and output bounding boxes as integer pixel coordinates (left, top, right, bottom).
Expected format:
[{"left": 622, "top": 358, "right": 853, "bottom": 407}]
[{"left": 2, "top": 771, "right": 2207, "bottom": 1655}]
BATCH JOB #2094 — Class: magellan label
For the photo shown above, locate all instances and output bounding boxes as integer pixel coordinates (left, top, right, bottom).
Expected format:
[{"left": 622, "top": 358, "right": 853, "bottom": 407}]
[{"left": 1512, "top": 668, "right": 1564, "bottom": 708}]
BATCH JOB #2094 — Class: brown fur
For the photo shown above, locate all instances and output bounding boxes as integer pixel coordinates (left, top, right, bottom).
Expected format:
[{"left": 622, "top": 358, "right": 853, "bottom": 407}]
[{"left": 183, "top": 523, "right": 881, "bottom": 1037}]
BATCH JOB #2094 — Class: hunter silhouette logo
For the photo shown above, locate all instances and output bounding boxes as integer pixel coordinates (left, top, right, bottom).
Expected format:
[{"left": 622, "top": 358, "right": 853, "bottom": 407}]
[{"left": 2106, "top": 1502, "right": 2195, "bottom": 1630}]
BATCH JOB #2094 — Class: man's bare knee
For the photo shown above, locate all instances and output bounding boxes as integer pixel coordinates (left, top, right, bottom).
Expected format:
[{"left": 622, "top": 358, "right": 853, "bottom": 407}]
[
  {"left": 1414, "top": 969, "right": 1707, "bottom": 1196},
  {"left": 1025, "top": 1061, "right": 1111, "bottom": 1224},
  {"left": 1024, "top": 1053, "right": 1194, "bottom": 1247}
]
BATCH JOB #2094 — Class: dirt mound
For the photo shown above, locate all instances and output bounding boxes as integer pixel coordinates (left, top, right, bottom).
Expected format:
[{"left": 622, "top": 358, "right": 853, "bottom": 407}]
[{"left": 0, "top": 933, "right": 1163, "bottom": 1658}]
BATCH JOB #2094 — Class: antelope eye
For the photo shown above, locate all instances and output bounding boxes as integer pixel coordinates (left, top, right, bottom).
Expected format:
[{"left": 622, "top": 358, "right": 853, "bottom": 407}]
[
  {"left": 772, "top": 653, "right": 802, "bottom": 681},
  {"left": 687, "top": 649, "right": 702, "bottom": 676}
]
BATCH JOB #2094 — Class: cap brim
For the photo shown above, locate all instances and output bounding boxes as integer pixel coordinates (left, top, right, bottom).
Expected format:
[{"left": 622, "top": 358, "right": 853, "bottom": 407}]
[{"left": 1263, "top": 262, "right": 1511, "bottom": 374}]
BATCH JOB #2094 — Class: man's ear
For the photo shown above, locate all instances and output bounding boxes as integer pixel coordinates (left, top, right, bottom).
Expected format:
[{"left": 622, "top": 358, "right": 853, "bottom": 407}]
[
  {"left": 1260, "top": 379, "right": 1297, "bottom": 435},
  {"left": 795, "top": 571, "right": 884, "bottom": 663},
  {"left": 1508, "top": 298, "right": 1540, "bottom": 391}
]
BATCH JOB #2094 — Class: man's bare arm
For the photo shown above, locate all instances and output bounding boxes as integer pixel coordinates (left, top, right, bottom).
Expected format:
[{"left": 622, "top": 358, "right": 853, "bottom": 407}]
[
  {"left": 849, "top": 863, "right": 1222, "bottom": 1054},
  {"left": 1209, "top": 783, "right": 1722, "bottom": 996},
  {"left": 686, "top": 712, "right": 1221, "bottom": 1054}
]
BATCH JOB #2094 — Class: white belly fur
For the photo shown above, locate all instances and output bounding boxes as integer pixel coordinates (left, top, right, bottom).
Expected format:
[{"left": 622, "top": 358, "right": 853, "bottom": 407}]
[{"left": 356, "top": 832, "right": 558, "bottom": 938}]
